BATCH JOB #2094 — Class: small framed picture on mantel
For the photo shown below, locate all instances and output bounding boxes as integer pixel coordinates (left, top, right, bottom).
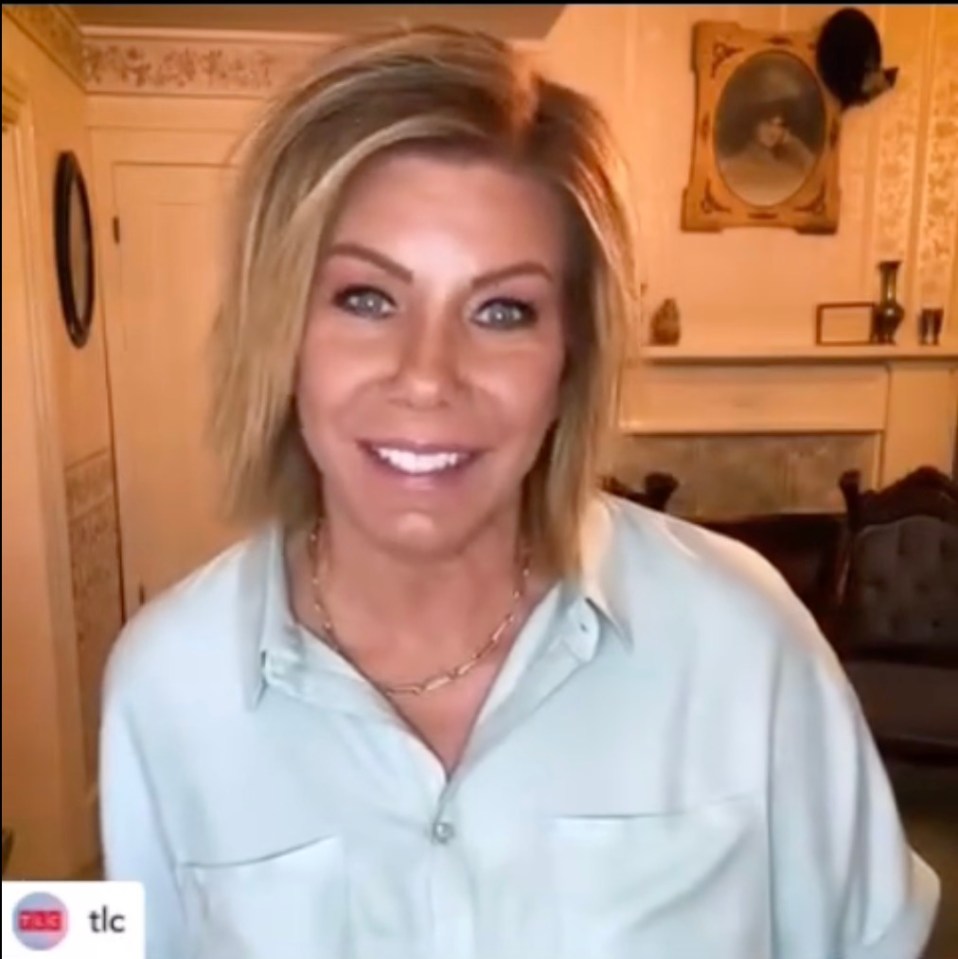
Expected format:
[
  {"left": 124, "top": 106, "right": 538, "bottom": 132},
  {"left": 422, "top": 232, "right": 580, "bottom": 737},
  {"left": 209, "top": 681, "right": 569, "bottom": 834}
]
[{"left": 815, "top": 301, "right": 874, "bottom": 345}]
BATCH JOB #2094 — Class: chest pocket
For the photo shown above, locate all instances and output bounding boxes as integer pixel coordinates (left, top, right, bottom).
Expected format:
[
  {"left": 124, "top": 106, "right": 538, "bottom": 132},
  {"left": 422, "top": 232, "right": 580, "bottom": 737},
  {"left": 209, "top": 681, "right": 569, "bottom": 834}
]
[
  {"left": 180, "top": 836, "right": 347, "bottom": 959},
  {"left": 549, "top": 794, "right": 770, "bottom": 959}
]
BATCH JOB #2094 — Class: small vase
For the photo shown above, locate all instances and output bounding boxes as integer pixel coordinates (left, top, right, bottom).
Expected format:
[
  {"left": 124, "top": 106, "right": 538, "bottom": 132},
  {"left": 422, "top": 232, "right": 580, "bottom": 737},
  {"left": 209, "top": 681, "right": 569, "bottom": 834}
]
[
  {"left": 872, "top": 260, "right": 905, "bottom": 344},
  {"left": 650, "top": 298, "right": 681, "bottom": 345}
]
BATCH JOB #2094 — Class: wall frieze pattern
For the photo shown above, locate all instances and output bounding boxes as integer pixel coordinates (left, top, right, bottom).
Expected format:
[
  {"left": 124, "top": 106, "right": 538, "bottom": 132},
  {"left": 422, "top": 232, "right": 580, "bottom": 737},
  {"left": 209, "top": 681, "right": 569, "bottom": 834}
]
[{"left": 82, "top": 35, "right": 330, "bottom": 96}]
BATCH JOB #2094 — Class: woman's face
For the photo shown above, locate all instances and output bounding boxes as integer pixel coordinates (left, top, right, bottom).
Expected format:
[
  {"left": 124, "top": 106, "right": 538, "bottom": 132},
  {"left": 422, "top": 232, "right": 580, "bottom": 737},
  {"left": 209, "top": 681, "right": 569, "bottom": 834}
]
[
  {"left": 298, "top": 151, "right": 568, "bottom": 558},
  {"left": 755, "top": 114, "right": 787, "bottom": 150}
]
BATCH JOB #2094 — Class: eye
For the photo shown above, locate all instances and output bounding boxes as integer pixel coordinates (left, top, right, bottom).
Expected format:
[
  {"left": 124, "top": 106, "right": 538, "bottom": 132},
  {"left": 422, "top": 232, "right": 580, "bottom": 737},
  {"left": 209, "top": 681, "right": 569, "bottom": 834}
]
[
  {"left": 332, "top": 286, "right": 396, "bottom": 320},
  {"left": 473, "top": 298, "right": 538, "bottom": 330}
]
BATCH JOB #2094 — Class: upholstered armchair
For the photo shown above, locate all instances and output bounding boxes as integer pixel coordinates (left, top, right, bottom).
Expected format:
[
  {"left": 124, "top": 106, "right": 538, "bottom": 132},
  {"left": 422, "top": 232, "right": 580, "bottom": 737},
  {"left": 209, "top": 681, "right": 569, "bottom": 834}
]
[{"left": 834, "top": 467, "right": 958, "bottom": 763}]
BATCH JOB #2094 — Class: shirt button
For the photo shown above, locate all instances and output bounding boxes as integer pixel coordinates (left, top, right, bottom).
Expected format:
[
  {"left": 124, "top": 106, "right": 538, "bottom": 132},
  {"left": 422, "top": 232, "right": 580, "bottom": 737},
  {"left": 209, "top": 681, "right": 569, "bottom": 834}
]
[{"left": 431, "top": 820, "right": 456, "bottom": 845}]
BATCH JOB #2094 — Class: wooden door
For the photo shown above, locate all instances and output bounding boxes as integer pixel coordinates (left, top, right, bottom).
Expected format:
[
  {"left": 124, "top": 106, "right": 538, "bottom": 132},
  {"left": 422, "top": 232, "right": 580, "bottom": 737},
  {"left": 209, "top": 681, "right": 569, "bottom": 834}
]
[{"left": 111, "top": 162, "right": 244, "bottom": 611}]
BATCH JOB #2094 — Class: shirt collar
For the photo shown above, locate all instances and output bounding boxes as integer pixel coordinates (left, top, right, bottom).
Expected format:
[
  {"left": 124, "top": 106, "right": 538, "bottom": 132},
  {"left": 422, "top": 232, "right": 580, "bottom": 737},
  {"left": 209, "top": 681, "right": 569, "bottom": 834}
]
[
  {"left": 576, "top": 494, "right": 635, "bottom": 650},
  {"left": 241, "top": 494, "right": 638, "bottom": 709},
  {"left": 240, "top": 522, "right": 295, "bottom": 710}
]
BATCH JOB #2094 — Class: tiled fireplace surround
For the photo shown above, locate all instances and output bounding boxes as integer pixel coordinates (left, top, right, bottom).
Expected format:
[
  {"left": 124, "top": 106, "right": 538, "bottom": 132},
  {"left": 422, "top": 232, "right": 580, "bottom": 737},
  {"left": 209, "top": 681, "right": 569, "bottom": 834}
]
[
  {"left": 616, "top": 431, "right": 874, "bottom": 518},
  {"left": 611, "top": 347, "right": 958, "bottom": 519}
]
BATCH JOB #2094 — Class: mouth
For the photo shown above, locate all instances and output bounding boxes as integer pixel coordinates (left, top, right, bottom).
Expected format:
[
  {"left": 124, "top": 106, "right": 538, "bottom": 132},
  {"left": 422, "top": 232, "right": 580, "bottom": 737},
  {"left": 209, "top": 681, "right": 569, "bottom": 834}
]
[{"left": 360, "top": 441, "right": 481, "bottom": 478}]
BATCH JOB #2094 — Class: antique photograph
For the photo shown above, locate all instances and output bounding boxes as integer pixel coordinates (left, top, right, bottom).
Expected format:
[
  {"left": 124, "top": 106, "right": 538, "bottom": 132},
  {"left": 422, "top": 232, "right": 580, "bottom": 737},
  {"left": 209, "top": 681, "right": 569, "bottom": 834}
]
[
  {"left": 715, "top": 52, "right": 826, "bottom": 208},
  {"left": 683, "top": 22, "right": 841, "bottom": 233}
]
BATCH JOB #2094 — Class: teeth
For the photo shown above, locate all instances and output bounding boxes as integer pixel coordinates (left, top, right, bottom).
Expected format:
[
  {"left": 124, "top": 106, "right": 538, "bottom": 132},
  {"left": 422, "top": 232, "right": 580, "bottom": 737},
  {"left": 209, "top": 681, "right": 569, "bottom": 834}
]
[{"left": 372, "top": 447, "right": 469, "bottom": 475}]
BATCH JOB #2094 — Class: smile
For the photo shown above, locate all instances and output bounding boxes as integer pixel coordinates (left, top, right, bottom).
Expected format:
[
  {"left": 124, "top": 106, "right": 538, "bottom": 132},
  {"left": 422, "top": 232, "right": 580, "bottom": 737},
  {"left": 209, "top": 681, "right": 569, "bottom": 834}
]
[{"left": 366, "top": 444, "right": 477, "bottom": 476}]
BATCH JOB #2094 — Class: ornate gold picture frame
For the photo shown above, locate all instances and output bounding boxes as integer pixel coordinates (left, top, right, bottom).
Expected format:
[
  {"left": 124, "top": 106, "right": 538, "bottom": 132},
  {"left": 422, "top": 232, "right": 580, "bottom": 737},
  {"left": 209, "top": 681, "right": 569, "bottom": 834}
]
[{"left": 682, "top": 21, "right": 842, "bottom": 234}]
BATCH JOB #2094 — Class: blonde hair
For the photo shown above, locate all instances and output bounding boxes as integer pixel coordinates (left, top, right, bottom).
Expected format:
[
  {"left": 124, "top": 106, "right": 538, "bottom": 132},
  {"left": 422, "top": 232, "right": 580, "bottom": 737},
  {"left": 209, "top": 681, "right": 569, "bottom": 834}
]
[{"left": 209, "top": 24, "right": 638, "bottom": 577}]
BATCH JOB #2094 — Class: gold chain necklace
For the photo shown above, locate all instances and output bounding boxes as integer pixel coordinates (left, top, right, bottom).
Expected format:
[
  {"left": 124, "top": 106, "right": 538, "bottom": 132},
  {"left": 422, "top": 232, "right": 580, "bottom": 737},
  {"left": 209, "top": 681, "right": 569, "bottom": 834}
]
[{"left": 307, "top": 524, "right": 531, "bottom": 697}]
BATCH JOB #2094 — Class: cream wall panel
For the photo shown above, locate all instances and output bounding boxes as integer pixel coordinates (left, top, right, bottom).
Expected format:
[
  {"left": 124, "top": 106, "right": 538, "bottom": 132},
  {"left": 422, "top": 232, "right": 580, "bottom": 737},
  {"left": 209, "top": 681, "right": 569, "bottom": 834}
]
[{"left": 881, "top": 365, "right": 958, "bottom": 483}]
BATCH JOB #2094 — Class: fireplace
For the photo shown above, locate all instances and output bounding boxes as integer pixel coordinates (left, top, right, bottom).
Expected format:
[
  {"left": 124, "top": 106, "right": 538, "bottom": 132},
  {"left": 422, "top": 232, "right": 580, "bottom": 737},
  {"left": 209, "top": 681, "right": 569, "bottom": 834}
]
[
  {"left": 614, "top": 344, "right": 958, "bottom": 517},
  {"left": 614, "top": 432, "right": 876, "bottom": 518}
]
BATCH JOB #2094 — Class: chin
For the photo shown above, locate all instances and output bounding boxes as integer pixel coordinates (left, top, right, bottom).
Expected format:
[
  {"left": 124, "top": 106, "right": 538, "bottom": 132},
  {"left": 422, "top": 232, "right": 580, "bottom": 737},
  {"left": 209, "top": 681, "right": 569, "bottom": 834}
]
[
  {"left": 339, "top": 490, "right": 522, "bottom": 562},
  {"left": 391, "top": 520, "right": 462, "bottom": 556}
]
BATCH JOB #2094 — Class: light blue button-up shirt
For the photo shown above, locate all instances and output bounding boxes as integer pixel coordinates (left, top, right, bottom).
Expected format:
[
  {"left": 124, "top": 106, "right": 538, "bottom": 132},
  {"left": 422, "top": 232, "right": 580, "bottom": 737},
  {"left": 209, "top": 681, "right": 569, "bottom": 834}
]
[{"left": 100, "top": 495, "right": 939, "bottom": 959}]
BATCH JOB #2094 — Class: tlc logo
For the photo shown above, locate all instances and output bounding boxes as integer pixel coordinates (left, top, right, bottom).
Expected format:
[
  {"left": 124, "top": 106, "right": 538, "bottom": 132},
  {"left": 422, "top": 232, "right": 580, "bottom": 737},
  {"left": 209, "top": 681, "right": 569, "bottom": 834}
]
[
  {"left": 13, "top": 892, "right": 69, "bottom": 950},
  {"left": 13, "top": 893, "right": 127, "bottom": 951}
]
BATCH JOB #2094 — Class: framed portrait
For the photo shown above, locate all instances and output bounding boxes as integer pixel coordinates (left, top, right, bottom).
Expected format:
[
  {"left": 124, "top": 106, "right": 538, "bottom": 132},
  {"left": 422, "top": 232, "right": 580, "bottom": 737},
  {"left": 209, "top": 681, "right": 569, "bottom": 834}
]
[{"left": 682, "top": 22, "right": 842, "bottom": 234}]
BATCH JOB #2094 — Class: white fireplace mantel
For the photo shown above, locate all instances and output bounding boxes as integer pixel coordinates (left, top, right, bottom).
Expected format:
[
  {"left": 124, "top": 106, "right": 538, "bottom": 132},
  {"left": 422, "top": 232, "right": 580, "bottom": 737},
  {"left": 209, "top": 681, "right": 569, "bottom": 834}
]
[
  {"left": 618, "top": 343, "right": 958, "bottom": 487},
  {"left": 635, "top": 343, "right": 958, "bottom": 365}
]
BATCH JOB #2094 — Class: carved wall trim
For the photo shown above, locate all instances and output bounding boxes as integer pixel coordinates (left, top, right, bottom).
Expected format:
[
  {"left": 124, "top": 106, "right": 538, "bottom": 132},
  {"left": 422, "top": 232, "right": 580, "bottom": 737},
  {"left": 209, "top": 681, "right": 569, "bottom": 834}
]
[
  {"left": 870, "top": 5, "right": 929, "bottom": 284},
  {"left": 80, "top": 28, "right": 541, "bottom": 98},
  {"left": 2, "top": 5, "right": 83, "bottom": 85},
  {"left": 81, "top": 32, "right": 335, "bottom": 97},
  {"left": 915, "top": 7, "right": 958, "bottom": 310}
]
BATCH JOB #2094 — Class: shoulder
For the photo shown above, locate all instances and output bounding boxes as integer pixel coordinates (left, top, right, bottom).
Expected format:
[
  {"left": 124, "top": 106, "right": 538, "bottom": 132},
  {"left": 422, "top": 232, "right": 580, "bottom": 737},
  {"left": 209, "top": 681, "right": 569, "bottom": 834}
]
[
  {"left": 600, "top": 493, "right": 803, "bottom": 621},
  {"left": 595, "top": 494, "right": 841, "bottom": 679},
  {"left": 102, "top": 526, "right": 278, "bottom": 709}
]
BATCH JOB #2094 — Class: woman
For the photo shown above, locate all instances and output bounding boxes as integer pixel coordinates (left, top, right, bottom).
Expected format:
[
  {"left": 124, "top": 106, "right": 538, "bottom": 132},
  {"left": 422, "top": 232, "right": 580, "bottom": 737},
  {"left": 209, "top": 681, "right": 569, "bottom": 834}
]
[
  {"left": 718, "top": 96, "right": 818, "bottom": 208},
  {"left": 100, "top": 25, "right": 938, "bottom": 959}
]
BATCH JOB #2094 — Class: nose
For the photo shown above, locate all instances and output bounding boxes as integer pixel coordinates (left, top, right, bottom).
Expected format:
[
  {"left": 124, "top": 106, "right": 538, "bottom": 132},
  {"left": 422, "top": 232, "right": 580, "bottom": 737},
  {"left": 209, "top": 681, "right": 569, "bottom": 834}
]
[{"left": 389, "top": 310, "right": 462, "bottom": 408}]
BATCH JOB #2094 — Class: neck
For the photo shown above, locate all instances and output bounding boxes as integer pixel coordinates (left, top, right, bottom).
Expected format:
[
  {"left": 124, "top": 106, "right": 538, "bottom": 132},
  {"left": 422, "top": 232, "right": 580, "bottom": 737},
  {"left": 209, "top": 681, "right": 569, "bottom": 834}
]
[{"left": 303, "top": 506, "right": 529, "bottom": 659}]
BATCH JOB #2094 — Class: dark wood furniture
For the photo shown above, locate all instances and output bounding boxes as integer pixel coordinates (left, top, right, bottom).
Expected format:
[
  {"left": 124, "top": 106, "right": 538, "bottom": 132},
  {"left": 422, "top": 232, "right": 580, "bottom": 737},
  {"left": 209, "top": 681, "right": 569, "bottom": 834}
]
[
  {"left": 833, "top": 467, "right": 958, "bottom": 763},
  {"left": 602, "top": 472, "right": 679, "bottom": 513}
]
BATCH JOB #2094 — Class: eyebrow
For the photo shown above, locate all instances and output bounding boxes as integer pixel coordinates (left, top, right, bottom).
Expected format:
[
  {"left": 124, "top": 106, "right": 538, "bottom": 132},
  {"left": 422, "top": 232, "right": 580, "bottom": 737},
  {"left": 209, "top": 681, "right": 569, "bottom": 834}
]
[
  {"left": 471, "top": 262, "right": 554, "bottom": 289},
  {"left": 325, "top": 242, "right": 554, "bottom": 289},
  {"left": 325, "top": 243, "right": 413, "bottom": 283}
]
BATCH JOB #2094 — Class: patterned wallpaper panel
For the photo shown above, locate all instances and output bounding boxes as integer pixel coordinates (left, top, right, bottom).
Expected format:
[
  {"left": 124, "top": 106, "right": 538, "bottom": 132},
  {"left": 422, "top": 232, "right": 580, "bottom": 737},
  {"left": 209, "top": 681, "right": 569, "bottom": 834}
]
[
  {"left": 613, "top": 433, "right": 878, "bottom": 519},
  {"left": 65, "top": 450, "right": 123, "bottom": 789}
]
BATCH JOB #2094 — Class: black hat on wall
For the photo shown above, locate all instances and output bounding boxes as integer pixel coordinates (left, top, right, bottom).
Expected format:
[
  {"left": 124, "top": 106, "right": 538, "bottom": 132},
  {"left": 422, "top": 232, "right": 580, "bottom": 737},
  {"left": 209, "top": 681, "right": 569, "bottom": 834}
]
[{"left": 816, "top": 8, "right": 898, "bottom": 109}]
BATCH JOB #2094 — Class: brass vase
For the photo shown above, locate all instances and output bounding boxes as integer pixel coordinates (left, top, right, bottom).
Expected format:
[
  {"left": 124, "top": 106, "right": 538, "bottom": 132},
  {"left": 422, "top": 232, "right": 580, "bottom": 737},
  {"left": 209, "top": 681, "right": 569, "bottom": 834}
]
[{"left": 872, "top": 260, "right": 904, "bottom": 344}]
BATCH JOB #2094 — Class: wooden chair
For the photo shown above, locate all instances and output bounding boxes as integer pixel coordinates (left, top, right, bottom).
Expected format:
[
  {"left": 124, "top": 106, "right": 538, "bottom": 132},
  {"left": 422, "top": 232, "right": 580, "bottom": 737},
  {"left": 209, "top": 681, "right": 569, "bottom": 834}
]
[
  {"left": 834, "top": 467, "right": 958, "bottom": 763},
  {"left": 602, "top": 472, "right": 679, "bottom": 513}
]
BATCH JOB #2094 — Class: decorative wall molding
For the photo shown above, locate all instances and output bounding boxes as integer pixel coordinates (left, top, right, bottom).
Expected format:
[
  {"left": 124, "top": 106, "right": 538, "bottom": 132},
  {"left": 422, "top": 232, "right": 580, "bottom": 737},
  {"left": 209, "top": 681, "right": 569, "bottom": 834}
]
[
  {"left": 870, "top": 6, "right": 928, "bottom": 276},
  {"left": 65, "top": 449, "right": 123, "bottom": 786},
  {"left": 65, "top": 448, "right": 116, "bottom": 517},
  {"left": 82, "top": 33, "right": 333, "bottom": 97},
  {"left": 80, "top": 28, "right": 541, "bottom": 98},
  {"left": 2, "top": 5, "right": 83, "bottom": 85},
  {"left": 915, "top": 6, "right": 958, "bottom": 308}
]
